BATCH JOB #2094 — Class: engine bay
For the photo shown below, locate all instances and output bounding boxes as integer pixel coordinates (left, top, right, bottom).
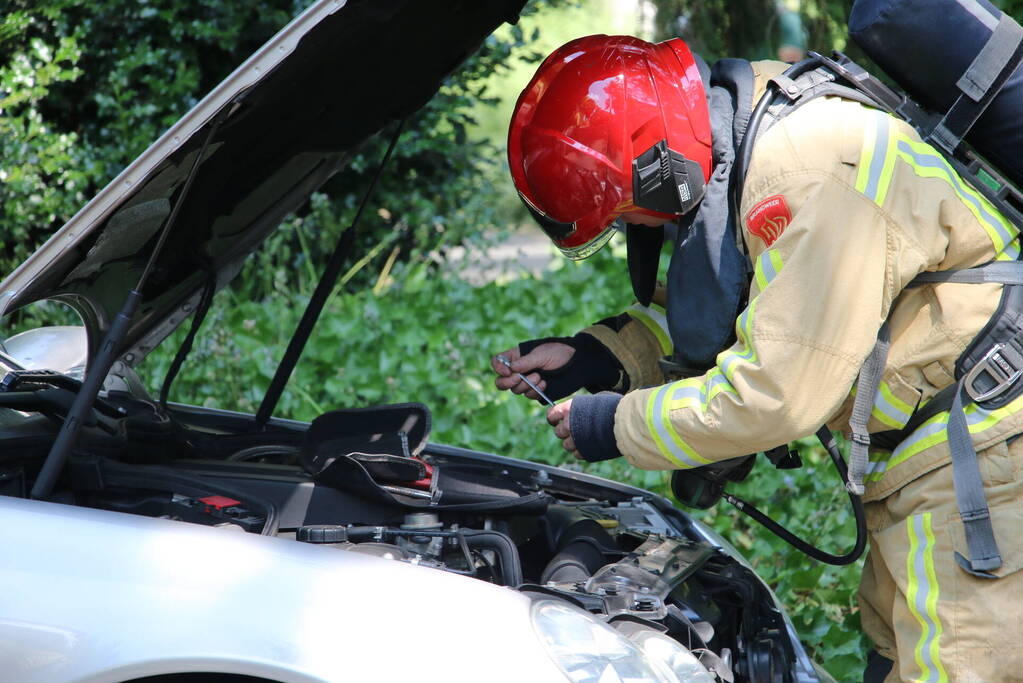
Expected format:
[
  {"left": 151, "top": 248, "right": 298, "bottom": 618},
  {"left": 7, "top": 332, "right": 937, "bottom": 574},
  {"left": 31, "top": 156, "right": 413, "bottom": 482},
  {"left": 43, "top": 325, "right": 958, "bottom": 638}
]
[{"left": 0, "top": 370, "right": 822, "bottom": 683}]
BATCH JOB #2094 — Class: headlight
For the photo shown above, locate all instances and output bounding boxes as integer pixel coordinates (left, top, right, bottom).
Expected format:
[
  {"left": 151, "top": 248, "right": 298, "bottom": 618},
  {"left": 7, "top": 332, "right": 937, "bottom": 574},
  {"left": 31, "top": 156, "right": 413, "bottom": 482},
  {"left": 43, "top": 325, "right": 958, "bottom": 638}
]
[
  {"left": 530, "top": 599, "right": 717, "bottom": 682},
  {"left": 531, "top": 599, "right": 664, "bottom": 682},
  {"left": 630, "top": 629, "right": 717, "bottom": 683}
]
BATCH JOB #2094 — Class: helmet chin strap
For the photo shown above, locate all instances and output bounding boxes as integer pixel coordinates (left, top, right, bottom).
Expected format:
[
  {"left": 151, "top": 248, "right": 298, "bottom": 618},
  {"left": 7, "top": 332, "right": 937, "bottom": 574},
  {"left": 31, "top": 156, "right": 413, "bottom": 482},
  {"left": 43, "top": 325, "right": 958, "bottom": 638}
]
[{"left": 626, "top": 223, "right": 665, "bottom": 307}]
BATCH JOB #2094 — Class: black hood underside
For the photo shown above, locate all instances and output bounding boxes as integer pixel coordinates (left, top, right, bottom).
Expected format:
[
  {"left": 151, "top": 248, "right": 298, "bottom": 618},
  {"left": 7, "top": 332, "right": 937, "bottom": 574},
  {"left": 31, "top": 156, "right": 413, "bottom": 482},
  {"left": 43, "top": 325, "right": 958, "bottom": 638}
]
[{"left": 8, "top": 0, "right": 526, "bottom": 364}]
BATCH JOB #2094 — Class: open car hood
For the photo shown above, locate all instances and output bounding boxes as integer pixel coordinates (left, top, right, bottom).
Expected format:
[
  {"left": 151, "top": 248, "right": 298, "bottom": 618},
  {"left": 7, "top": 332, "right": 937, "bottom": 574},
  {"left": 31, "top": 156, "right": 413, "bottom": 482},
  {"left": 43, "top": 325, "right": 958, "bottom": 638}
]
[{"left": 0, "top": 0, "right": 525, "bottom": 369}]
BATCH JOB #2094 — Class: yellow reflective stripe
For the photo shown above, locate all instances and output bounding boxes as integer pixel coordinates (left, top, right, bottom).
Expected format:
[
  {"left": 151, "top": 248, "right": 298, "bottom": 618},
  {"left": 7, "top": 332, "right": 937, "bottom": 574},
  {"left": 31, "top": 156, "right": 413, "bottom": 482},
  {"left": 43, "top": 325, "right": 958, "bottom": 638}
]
[
  {"left": 856, "top": 111, "right": 898, "bottom": 205},
  {"left": 864, "top": 451, "right": 891, "bottom": 482},
  {"left": 628, "top": 303, "right": 672, "bottom": 356},
  {"left": 889, "top": 414, "right": 949, "bottom": 469},
  {"left": 703, "top": 367, "right": 736, "bottom": 405},
  {"left": 906, "top": 513, "right": 948, "bottom": 683},
  {"left": 871, "top": 381, "right": 914, "bottom": 429},
  {"left": 718, "top": 250, "right": 784, "bottom": 382},
  {"left": 753, "top": 249, "right": 784, "bottom": 293},
  {"left": 879, "top": 381, "right": 914, "bottom": 415},
  {"left": 855, "top": 111, "right": 1019, "bottom": 260},
  {"left": 888, "top": 392, "right": 1023, "bottom": 472},
  {"left": 644, "top": 383, "right": 711, "bottom": 469},
  {"left": 717, "top": 298, "right": 759, "bottom": 383},
  {"left": 643, "top": 248, "right": 783, "bottom": 469},
  {"left": 666, "top": 370, "right": 737, "bottom": 414},
  {"left": 894, "top": 136, "right": 1019, "bottom": 260}
]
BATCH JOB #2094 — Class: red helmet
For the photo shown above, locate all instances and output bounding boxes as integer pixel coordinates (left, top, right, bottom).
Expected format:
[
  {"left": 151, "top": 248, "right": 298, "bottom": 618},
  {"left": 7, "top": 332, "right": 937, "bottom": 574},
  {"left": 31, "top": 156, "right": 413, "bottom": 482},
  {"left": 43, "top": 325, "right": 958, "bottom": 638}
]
[{"left": 508, "top": 35, "right": 712, "bottom": 259}]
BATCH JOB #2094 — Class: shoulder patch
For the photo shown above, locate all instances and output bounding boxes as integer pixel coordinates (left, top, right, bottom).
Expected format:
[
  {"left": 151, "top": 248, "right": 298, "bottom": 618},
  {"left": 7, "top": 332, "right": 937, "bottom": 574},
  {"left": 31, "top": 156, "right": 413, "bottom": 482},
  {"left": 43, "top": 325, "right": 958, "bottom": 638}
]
[{"left": 745, "top": 194, "right": 791, "bottom": 247}]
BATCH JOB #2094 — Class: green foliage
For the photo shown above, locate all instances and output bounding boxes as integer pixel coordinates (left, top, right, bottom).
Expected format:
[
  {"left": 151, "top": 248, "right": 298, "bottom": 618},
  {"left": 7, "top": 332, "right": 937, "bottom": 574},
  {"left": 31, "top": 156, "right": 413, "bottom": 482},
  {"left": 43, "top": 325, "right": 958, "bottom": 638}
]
[
  {"left": 648, "top": 0, "right": 1022, "bottom": 69},
  {"left": 1, "top": 0, "right": 303, "bottom": 268},
  {"left": 647, "top": 0, "right": 870, "bottom": 63},
  {"left": 145, "top": 238, "right": 634, "bottom": 451}
]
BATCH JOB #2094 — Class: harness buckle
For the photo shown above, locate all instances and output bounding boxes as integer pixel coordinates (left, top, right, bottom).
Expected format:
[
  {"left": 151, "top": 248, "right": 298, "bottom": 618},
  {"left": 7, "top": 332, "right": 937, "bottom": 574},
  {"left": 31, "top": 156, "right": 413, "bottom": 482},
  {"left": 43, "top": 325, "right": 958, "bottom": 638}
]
[{"left": 964, "top": 342, "right": 1023, "bottom": 402}]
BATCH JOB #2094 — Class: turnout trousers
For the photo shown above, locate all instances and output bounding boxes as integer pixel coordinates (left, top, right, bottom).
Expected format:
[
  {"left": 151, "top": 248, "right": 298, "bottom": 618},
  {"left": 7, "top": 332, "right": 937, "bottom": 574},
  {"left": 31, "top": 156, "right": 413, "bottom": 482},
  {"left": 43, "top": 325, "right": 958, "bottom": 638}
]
[{"left": 858, "top": 438, "right": 1023, "bottom": 682}]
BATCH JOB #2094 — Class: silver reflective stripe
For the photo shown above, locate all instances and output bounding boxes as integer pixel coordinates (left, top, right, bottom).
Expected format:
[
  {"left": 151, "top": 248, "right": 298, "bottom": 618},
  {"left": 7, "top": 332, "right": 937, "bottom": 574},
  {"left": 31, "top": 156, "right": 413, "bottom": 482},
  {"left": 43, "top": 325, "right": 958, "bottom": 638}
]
[
  {"left": 906, "top": 514, "right": 948, "bottom": 682},
  {"left": 865, "top": 458, "right": 888, "bottom": 476},
  {"left": 649, "top": 384, "right": 704, "bottom": 468},
  {"left": 703, "top": 371, "right": 734, "bottom": 402},
  {"left": 872, "top": 383, "right": 913, "bottom": 429},
  {"left": 895, "top": 139, "right": 1018, "bottom": 257},
  {"left": 754, "top": 250, "right": 784, "bottom": 292},
  {"left": 862, "top": 115, "right": 891, "bottom": 202},
  {"left": 891, "top": 398, "right": 1012, "bottom": 468},
  {"left": 670, "top": 382, "right": 702, "bottom": 405}
]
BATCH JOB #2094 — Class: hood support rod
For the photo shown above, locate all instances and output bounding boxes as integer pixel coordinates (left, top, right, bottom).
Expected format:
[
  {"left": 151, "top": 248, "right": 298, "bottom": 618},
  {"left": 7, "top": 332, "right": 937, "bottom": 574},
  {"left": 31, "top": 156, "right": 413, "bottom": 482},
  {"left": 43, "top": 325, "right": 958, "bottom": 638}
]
[
  {"left": 254, "top": 119, "right": 405, "bottom": 428},
  {"left": 31, "top": 107, "right": 230, "bottom": 500}
]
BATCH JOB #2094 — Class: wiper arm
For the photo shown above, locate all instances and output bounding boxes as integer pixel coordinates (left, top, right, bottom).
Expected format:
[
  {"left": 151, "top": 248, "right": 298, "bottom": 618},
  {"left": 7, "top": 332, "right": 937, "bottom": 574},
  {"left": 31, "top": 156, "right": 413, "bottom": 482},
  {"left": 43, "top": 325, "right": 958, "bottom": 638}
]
[{"left": 30, "top": 106, "right": 231, "bottom": 500}]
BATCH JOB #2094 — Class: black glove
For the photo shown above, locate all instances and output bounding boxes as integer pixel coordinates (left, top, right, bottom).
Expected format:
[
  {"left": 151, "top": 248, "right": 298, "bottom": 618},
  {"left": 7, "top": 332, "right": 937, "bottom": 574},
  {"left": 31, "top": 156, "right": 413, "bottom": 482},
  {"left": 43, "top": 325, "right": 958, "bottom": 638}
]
[{"left": 518, "top": 333, "right": 625, "bottom": 401}]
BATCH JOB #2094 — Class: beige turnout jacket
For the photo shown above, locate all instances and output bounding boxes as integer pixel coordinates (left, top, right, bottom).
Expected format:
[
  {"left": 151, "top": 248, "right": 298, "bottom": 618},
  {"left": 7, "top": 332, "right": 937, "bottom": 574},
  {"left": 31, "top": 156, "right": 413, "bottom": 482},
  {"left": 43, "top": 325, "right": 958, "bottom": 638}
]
[{"left": 590, "top": 61, "right": 1022, "bottom": 503}]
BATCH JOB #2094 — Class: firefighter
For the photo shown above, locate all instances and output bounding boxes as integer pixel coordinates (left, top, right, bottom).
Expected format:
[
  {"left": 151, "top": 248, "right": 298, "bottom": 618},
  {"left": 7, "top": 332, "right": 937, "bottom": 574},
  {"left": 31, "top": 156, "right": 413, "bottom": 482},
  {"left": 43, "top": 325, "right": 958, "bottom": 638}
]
[{"left": 493, "top": 35, "right": 1023, "bottom": 682}]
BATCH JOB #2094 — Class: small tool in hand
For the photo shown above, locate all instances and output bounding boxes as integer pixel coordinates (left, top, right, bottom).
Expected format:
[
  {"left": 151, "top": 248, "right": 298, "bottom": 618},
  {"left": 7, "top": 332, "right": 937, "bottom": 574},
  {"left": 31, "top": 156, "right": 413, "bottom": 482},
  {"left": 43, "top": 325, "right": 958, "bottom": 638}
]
[{"left": 496, "top": 355, "right": 555, "bottom": 406}]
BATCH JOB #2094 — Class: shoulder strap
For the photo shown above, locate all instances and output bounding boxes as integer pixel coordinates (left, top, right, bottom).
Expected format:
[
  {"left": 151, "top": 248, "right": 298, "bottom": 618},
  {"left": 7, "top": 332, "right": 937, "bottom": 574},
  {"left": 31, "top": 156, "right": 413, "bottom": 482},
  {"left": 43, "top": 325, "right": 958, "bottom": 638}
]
[
  {"left": 930, "top": 14, "right": 1023, "bottom": 154},
  {"left": 846, "top": 323, "right": 891, "bottom": 495}
]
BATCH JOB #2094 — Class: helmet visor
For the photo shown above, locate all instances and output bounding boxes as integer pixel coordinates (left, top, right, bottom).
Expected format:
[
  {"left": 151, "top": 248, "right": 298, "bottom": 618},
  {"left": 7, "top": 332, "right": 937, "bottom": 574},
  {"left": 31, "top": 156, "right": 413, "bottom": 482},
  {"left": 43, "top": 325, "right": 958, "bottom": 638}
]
[
  {"left": 556, "top": 221, "right": 618, "bottom": 260},
  {"left": 519, "top": 192, "right": 619, "bottom": 261}
]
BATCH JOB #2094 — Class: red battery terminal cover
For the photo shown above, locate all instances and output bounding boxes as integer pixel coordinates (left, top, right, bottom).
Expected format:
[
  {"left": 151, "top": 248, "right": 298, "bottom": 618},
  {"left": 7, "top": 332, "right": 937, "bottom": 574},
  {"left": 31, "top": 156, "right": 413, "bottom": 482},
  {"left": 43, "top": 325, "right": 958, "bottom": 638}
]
[{"left": 198, "top": 495, "right": 242, "bottom": 511}]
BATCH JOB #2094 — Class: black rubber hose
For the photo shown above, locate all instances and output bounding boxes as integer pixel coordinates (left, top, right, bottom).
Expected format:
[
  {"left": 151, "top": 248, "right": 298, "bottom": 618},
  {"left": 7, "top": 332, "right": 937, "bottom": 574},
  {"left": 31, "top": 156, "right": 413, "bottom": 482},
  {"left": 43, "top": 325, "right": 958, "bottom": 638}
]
[
  {"left": 0, "top": 391, "right": 51, "bottom": 410},
  {"left": 343, "top": 526, "right": 525, "bottom": 587},
  {"left": 461, "top": 530, "right": 524, "bottom": 588},
  {"left": 723, "top": 427, "right": 867, "bottom": 566}
]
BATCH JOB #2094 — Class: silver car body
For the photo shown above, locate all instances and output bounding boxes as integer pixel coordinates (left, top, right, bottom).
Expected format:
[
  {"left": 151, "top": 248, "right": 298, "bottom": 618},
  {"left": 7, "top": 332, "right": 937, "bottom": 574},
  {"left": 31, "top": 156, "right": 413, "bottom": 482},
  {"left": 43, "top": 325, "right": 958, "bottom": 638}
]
[{"left": 0, "top": 493, "right": 565, "bottom": 682}]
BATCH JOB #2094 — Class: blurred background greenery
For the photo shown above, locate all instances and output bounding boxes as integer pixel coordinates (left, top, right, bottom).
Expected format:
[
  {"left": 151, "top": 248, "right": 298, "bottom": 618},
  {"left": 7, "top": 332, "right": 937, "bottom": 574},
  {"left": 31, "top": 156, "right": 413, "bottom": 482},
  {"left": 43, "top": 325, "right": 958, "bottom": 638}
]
[{"left": 5, "top": 1, "right": 1021, "bottom": 679}]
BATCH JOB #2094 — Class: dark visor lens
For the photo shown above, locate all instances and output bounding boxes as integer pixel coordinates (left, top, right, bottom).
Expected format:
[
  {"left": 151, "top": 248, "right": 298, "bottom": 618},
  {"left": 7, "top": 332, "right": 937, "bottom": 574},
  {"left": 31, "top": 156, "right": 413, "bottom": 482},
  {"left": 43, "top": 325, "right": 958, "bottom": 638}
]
[{"left": 519, "top": 194, "right": 576, "bottom": 242}]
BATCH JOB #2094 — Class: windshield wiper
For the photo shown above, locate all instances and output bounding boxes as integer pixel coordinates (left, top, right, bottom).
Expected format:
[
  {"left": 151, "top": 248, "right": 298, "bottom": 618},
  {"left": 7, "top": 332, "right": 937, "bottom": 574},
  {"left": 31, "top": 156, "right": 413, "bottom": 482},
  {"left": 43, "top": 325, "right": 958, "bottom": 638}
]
[{"left": 30, "top": 106, "right": 232, "bottom": 500}]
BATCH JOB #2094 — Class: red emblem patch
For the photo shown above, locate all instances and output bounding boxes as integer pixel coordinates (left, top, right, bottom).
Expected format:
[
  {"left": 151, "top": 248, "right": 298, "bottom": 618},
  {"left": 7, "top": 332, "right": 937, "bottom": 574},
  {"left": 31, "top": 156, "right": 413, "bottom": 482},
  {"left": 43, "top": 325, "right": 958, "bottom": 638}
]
[{"left": 745, "top": 194, "right": 792, "bottom": 247}]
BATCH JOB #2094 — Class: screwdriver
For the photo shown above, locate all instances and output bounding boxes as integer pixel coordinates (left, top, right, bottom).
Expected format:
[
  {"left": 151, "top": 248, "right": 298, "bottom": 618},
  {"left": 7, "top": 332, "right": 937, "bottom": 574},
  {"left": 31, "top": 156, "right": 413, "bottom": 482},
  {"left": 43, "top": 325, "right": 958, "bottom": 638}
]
[{"left": 496, "top": 355, "right": 555, "bottom": 407}]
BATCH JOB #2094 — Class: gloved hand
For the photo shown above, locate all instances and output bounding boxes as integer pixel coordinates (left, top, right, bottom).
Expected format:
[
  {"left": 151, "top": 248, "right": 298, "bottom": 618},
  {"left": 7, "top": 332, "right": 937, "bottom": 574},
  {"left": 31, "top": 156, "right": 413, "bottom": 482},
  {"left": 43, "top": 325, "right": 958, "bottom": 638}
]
[
  {"left": 491, "top": 334, "right": 624, "bottom": 403},
  {"left": 546, "top": 393, "right": 624, "bottom": 463}
]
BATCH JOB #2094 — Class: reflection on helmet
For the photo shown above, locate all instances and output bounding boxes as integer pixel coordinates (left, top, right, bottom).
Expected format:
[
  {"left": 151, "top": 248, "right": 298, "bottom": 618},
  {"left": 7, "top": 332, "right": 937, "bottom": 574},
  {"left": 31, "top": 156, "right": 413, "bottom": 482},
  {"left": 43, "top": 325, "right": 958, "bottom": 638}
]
[{"left": 508, "top": 34, "right": 712, "bottom": 259}]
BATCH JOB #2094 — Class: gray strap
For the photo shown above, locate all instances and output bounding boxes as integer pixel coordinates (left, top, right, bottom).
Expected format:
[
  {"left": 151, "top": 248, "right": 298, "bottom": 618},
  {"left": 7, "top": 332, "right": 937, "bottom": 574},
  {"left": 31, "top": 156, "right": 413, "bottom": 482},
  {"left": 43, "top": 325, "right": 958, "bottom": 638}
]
[
  {"left": 762, "top": 68, "right": 879, "bottom": 138},
  {"left": 955, "top": 0, "right": 999, "bottom": 31},
  {"left": 947, "top": 378, "right": 1003, "bottom": 577},
  {"left": 909, "top": 261, "right": 1023, "bottom": 287},
  {"left": 957, "top": 14, "right": 1023, "bottom": 101},
  {"left": 847, "top": 322, "right": 890, "bottom": 495},
  {"left": 931, "top": 13, "right": 1023, "bottom": 152}
]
